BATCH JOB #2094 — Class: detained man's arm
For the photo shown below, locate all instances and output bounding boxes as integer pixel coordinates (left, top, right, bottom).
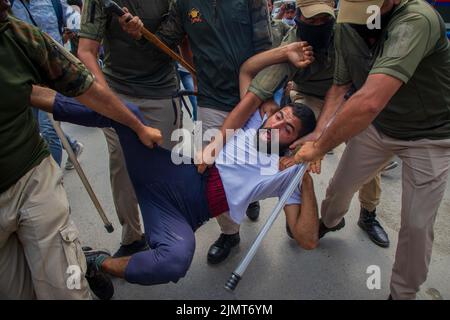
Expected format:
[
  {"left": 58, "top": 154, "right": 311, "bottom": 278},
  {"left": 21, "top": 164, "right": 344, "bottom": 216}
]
[
  {"left": 240, "top": 41, "right": 314, "bottom": 96},
  {"left": 284, "top": 172, "right": 319, "bottom": 250},
  {"left": 31, "top": 84, "right": 163, "bottom": 148},
  {"left": 197, "top": 92, "right": 263, "bottom": 172},
  {"left": 199, "top": 94, "right": 280, "bottom": 172},
  {"left": 295, "top": 74, "right": 403, "bottom": 163},
  {"left": 77, "top": 38, "right": 109, "bottom": 88}
]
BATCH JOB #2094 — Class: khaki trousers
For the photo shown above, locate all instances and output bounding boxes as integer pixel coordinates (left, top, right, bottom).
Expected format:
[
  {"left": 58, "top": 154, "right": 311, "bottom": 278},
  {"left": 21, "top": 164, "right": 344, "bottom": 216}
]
[
  {"left": 103, "top": 93, "right": 181, "bottom": 245},
  {"left": 103, "top": 94, "right": 181, "bottom": 245},
  {"left": 0, "top": 156, "right": 91, "bottom": 299},
  {"left": 292, "top": 91, "right": 381, "bottom": 212},
  {"left": 321, "top": 125, "right": 450, "bottom": 299}
]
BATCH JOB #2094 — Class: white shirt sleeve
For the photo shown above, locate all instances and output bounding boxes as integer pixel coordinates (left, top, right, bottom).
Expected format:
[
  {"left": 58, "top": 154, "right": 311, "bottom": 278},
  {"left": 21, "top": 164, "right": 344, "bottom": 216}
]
[{"left": 285, "top": 185, "right": 301, "bottom": 205}]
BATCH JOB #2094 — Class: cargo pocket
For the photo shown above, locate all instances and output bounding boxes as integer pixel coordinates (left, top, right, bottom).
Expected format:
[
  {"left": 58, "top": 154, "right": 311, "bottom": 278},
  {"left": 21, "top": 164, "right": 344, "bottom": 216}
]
[{"left": 60, "top": 220, "right": 87, "bottom": 277}]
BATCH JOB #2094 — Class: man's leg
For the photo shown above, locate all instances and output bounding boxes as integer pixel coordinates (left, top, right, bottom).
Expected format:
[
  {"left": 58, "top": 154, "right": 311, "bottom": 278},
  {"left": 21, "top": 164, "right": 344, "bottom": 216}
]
[
  {"left": 0, "top": 156, "right": 92, "bottom": 299},
  {"left": 321, "top": 125, "right": 393, "bottom": 231},
  {"left": 86, "top": 195, "right": 196, "bottom": 286},
  {"left": 0, "top": 204, "right": 36, "bottom": 300},
  {"left": 198, "top": 107, "right": 244, "bottom": 263},
  {"left": 358, "top": 175, "right": 381, "bottom": 213},
  {"left": 102, "top": 126, "right": 144, "bottom": 254},
  {"left": 63, "top": 133, "right": 84, "bottom": 171},
  {"left": 358, "top": 173, "right": 390, "bottom": 247},
  {"left": 389, "top": 138, "right": 450, "bottom": 299},
  {"left": 101, "top": 92, "right": 181, "bottom": 257}
]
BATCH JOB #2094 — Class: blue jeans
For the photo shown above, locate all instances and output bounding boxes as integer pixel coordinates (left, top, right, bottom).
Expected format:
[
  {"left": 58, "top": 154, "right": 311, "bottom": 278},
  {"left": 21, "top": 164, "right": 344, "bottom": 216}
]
[
  {"left": 178, "top": 68, "right": 197, "bottom": 120},
  {"left": 33, "top": 109, "right": 78, "bottom": 166}
]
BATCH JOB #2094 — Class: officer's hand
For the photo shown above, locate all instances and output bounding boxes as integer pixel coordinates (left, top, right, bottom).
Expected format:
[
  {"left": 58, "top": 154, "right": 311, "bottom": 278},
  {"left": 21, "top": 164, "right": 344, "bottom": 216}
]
[
  {"left": 137, "top": 125, "right": 163, "bottom": 148},
  {"left": 119, "top": 7, "right": 143, "bottom": 40},
  {"left": 279, "top": 155, "right": 296, "bottom": 171},
  {"left": 289, "top": 130, "right": 320, "bottom": 151},
  {"left": 286, "top": 41, "right": 314, "bottom": 69},
  {"left": 294, "top": 141, "right": 323, "bottom": 164}
]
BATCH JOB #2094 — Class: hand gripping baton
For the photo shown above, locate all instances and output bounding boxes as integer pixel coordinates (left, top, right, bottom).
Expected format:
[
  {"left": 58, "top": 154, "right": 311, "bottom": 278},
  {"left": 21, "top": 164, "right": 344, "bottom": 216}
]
[
  {"left": 224, "top": 163, "right": 308, "bottom": 291},
  {"left": 103, "top": 0, "right": 197, "bottom": 77}
]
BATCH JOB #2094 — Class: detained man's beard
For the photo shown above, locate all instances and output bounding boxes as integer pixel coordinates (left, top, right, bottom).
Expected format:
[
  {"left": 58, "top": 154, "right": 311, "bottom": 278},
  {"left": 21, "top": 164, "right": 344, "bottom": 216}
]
[{"left": 254, "top": 124, "right": 290, "bottom": 156}]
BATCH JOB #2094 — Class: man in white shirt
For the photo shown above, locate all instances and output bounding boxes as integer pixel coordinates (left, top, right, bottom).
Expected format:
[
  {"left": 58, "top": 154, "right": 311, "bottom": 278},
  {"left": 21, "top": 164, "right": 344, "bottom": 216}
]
[{"left": 31, "top": 86, "right": 319, "bottom": 289}]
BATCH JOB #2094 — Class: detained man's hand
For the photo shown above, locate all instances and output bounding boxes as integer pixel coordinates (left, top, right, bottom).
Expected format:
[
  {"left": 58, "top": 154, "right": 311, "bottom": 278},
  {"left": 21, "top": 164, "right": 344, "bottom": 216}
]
[
  {"left": 136, "top": 125, "right": 163, "bottom": 148},
  {"left": 308, "top": 158, "right": 323, "bottom": 175},
  {"left": 285, "top": 41, "right": 315, "bottom": 69},
  {"left": 294, "top": 141, "right": 324, "bottom": 164},
  {"left": 280, "top": 155, "right": 322, "bottom": 174},
  {"left": 118, "top": 7, "right": 143, "bottom": 40}
]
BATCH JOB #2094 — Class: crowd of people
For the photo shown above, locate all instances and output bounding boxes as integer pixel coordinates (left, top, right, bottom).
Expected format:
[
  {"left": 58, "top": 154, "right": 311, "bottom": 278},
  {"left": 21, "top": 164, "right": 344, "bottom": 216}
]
[{"left": 1, "top": 0, "right": 449, "bottom": 301}]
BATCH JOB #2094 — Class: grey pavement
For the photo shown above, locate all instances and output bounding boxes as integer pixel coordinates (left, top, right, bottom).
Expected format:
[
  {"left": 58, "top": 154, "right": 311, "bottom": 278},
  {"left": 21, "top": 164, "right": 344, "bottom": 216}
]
[{"left": 61, "top": 112, "right": 450, "bottom": 300}]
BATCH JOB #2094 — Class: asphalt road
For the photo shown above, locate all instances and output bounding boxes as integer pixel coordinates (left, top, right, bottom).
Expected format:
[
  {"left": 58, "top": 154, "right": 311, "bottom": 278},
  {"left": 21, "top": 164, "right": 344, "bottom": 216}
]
[{"left": 60, "top": 110, "right": 450, "bottom": 300}]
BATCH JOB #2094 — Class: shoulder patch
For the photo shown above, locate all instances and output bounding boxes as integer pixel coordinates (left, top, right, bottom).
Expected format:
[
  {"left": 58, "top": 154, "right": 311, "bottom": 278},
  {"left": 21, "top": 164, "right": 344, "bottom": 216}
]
[
  {"left": 384, "top": 23, "right": 415, "bottom": 58},
  {"left": 188, "top": 8, "right": 203, "bottom": 24}
]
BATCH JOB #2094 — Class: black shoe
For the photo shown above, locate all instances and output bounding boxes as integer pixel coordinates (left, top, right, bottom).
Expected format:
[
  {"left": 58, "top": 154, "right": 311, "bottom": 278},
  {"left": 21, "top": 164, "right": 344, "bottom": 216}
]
[
  {"left": 83, "top": 248, "right": 114, "bottom": 300},
  {"left": 286, "top": 220, "right": 294, "bottom": 239},
  {"left": 207, "top": 233, "right": 240, "bottom": 264},
  {"left": 318, "top": 218, "right": 345, "bottom": 239},
  {"left": 113, "top": 235, "right": 149, "bottom": 258},
  {"left": 358, "top": 208, "right": 390, "bottom": 248},
  {"left": 246, "top": 201, "right": 260, "bottom": 221}
]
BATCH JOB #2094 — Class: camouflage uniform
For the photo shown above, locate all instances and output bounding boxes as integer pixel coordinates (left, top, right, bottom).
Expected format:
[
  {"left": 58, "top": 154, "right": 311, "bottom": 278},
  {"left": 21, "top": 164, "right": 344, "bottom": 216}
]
[{"left": 0, "top": 15, "right": 93, "bottom": 299}]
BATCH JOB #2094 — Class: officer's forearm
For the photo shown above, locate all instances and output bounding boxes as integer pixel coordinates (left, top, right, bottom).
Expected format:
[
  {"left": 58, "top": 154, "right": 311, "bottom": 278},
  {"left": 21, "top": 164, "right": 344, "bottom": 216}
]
[
  {"left": 314, "top": 75, "right": 403, "bottom": 154},
  {"left": 78, "top": 38, "right": 108, "bottom": 88},
  {"left": 75, "top": 81, "right": 145, "bottom": 134}
]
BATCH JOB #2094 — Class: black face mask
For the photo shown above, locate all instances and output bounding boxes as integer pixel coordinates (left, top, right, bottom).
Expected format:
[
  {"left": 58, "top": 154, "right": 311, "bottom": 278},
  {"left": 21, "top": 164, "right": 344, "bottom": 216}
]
[
  {"left": 350, "top": 11, "right": 393, "bottom": 43},
  {"left": 295, "top": 17, "right": 334, "bottom": 54}
]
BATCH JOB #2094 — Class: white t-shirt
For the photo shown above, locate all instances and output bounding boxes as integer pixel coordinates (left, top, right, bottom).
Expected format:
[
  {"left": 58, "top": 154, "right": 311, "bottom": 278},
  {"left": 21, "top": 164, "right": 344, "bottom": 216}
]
[{"left": 216, "top": 111, "right": 304, "bottom": 224}]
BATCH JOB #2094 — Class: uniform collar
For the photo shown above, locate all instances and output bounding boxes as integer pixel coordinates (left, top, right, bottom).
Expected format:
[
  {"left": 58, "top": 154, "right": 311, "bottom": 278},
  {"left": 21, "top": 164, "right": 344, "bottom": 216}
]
[{"left": 392, "top": 0, "right": 409, "bottom": 15}]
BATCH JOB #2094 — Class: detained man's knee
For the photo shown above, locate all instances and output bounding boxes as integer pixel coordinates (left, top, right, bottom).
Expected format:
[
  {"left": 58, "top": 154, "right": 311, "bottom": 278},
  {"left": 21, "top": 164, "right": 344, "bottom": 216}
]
[{"left": 125, "top": 243, "right": 194, "bottom": 285}]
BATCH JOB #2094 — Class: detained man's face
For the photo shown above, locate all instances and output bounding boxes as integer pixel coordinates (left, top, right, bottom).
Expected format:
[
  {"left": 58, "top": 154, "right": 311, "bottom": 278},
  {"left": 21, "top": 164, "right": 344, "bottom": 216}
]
[
  {"left": 256, "top": 106, "right": 302, "bottom": 155},
  {"left": 0, "top": 0, "right": 10, "bottom": 21}
]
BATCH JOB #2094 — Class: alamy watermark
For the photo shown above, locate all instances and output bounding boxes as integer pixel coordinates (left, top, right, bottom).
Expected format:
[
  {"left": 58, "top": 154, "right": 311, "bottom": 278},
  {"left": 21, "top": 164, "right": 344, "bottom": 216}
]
[{"left": 169, "top": 121, "right": 283, "bottom": 175}]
